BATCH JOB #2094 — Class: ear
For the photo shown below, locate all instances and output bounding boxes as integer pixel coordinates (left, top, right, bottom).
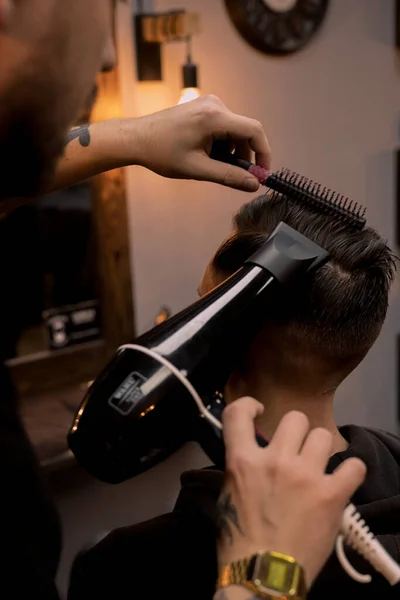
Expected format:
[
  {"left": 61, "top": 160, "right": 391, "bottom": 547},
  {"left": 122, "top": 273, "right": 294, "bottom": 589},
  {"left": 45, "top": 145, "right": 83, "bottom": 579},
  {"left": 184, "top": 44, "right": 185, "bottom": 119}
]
[{"left": 0, "top": 0, "right": 13, "bottom": 31}]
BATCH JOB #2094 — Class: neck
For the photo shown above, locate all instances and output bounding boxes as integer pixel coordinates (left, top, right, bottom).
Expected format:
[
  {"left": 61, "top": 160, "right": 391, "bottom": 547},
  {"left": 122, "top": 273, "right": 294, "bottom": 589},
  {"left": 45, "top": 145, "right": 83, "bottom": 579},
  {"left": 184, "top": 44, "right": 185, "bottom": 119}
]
[{"left": 225, "top": 382, "right": 348, "bottom": 455}]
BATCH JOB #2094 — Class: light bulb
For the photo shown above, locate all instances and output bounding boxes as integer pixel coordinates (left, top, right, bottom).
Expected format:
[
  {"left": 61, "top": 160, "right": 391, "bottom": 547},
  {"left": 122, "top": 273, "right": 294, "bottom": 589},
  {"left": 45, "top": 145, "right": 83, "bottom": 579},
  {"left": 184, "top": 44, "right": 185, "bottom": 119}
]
[
  {"left": 178, "top": 61, "right": 200, "bottom": 105},
  {"left": 178, "top": 87, "right": 201, "bottom": 104}
]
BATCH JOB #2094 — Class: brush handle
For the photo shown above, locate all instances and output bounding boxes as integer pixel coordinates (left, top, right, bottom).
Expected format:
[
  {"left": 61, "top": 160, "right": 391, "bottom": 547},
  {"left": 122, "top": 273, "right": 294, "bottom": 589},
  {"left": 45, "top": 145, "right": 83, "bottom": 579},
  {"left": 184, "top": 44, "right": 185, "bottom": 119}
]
[{"left": 210, "top": 141, "right": 270, "bottom": 186}]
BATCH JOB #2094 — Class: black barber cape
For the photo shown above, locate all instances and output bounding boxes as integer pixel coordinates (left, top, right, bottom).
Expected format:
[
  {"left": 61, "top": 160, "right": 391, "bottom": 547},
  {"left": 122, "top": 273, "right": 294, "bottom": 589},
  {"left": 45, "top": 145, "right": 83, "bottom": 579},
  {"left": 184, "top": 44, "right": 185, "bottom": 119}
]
[
  {"left": 68, "top": 425, "right": 400, "bottom": 600},
  {"left": 0, "top": 361, "right": 61, "bottom": 599}
]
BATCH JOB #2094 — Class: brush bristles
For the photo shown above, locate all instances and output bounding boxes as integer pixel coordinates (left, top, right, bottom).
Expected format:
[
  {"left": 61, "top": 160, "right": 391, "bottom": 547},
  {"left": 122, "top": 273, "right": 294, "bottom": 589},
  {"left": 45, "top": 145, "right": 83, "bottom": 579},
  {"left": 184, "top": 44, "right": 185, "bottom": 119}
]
[{"left": 267, "top": 168, "right": 366, "bottom": 231}]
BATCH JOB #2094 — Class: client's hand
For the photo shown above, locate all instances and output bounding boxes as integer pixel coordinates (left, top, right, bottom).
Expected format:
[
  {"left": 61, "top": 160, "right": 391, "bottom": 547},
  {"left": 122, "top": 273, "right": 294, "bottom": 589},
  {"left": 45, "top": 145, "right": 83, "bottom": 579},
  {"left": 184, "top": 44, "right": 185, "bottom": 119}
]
[
  {"left": 130, "top": 95, "right": 271, "bottom": 192},
  {"left": 216, "top": 398, "right": 366, "bottom": 591}
]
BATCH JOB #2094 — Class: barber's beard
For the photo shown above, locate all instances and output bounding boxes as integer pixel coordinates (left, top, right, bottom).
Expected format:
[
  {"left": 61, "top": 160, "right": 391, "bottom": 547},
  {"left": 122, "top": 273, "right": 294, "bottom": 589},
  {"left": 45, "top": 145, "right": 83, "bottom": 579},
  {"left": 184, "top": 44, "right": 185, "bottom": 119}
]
[{"left": 0, "top": 66, "right": 68, "bottom": 202}]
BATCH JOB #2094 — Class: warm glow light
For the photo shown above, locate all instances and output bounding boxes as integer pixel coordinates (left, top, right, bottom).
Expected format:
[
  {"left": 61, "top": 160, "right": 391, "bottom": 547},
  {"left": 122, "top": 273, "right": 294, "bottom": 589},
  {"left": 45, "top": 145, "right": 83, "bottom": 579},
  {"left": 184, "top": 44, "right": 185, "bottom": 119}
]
[{"left": 178, "top": 87, "right": 201, "bottom": 105}]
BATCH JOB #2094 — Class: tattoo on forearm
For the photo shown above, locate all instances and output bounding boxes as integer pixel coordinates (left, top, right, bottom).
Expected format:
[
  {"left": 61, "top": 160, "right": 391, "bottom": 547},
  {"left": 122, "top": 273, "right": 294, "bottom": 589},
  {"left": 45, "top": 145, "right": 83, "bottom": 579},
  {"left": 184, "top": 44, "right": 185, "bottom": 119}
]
[
  {"left": 216, "top": 493, "right": 244, "bottom": 545},
  {"left": 67, "top": 125, "right": 91, "bottom": 147}
]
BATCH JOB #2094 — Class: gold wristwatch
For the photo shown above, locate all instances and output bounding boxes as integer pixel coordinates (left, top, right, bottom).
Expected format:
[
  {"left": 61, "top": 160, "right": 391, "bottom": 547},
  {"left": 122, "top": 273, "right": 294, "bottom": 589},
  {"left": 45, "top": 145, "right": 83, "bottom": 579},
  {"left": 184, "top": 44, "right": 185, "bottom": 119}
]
[{"left": 217, "top": 551, "right": 307, "bottom": 600}]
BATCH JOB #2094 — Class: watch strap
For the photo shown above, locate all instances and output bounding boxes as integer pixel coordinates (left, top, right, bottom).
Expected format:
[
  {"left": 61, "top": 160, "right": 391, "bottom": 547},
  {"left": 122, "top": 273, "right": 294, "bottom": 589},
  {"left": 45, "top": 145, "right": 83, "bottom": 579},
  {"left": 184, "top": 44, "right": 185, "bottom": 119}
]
[
  {"left": 219, "top": 555, "right": 256, "bottom": 588},
  {"left": 217, "top": 551, "right": 307, "bottom": 600}
]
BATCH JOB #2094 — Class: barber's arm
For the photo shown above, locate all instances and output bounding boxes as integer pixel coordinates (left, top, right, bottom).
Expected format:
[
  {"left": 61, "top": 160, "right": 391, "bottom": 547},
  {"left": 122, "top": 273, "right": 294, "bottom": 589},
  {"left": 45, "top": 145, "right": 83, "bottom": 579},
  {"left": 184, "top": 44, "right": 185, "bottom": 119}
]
[
  {"left": 46, "top": 95, "right": 271, "bottom": 194},
  {"left": 214, "top": 399, "right": 366, "bottom": 600}
]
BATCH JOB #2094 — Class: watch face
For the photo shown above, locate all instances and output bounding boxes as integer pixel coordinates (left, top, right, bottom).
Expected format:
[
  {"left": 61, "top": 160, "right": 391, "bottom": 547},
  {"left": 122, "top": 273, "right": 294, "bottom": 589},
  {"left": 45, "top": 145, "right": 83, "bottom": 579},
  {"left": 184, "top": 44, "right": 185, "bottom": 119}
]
[
  {"left": 224, "top": 0, "right": 330, "bottom": 55},
  {"left": 253, "top": 552, "right": 300, "bottom": 595}
]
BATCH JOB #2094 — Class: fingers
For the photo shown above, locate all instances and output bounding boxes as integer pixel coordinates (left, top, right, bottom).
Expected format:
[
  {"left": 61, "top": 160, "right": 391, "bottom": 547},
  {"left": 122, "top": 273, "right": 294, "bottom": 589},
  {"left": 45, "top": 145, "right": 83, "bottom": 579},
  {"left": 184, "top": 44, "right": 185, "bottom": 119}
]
[
  {"left": 222, "top": 397, "right": 264, "bottom": 456},
  {"left": 224, "top": 114, "right": 271, "bottom": 170},
  {"left": 300, "top": 428, "right": 333, "bottom": 472},
  {"left": 202, "top": 98, "right": 271, "bottom": 170},
  {"left": 268, "top": 411, "right": 310, "bottom": 456},
  {"left": 330, "top": 458, "right": 367, "bottom": 501},
  {"left": 191, "top": 154, "right": 260, "bottom": 192},
  {"left": 171, "top": 95, "right": 271, "bottom": 189}
]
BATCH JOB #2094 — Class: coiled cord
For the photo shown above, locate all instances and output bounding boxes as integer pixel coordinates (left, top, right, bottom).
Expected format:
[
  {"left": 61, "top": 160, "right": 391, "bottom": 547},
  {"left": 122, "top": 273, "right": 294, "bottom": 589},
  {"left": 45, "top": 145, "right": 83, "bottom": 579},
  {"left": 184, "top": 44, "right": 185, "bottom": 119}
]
[{"left": 336, "top": 503, "right": 400, "bottom": 585}]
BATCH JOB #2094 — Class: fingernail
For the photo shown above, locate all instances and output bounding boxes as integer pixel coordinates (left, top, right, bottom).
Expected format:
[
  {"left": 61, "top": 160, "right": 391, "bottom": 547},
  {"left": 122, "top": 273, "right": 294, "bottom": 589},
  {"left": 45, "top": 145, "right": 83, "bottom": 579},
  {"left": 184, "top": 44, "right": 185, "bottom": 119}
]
[{"left": 244, "top": 178, "right": 258, "bottom": 192}]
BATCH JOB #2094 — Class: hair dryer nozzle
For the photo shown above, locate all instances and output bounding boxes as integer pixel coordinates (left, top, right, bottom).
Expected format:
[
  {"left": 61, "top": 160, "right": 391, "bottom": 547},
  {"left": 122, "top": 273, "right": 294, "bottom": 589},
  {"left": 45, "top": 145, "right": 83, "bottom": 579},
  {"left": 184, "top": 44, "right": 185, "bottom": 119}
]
[{"left": 246, "top": 221, "right": 329, "bottom": 283}]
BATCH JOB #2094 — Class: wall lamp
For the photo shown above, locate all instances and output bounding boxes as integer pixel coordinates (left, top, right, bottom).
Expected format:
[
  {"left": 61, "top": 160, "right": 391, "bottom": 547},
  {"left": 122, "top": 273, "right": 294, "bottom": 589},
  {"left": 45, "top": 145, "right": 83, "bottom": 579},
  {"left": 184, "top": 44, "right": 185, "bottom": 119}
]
[{"left": 134, "top": 6, "right": 201, "bottom": 104}]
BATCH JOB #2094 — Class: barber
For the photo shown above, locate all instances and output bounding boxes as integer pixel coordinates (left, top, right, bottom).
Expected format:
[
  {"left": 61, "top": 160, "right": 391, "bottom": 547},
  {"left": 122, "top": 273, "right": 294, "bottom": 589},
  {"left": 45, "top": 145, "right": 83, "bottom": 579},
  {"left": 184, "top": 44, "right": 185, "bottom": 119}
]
[{"left": 215, "top": 399, "right": 366, "bottom": 600}]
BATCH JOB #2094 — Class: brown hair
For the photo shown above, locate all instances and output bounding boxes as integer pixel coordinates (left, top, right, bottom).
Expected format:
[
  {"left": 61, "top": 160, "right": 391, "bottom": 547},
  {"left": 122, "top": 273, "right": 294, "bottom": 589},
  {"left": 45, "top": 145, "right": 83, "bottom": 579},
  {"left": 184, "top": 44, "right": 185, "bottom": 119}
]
[{"left": 212, "top": 191, "right": 397, "bottom": 363}]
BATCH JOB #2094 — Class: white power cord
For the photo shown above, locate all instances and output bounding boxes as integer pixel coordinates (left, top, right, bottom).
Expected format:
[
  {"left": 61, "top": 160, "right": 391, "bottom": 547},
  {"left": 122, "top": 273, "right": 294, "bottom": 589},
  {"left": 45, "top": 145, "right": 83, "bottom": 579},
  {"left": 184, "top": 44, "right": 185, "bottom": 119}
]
[
  {"left": 117, "top": 344, "right": 400, "bottom": 587},
  {"left": 336, "top": 503, "right": 400, "bottom": 585}
]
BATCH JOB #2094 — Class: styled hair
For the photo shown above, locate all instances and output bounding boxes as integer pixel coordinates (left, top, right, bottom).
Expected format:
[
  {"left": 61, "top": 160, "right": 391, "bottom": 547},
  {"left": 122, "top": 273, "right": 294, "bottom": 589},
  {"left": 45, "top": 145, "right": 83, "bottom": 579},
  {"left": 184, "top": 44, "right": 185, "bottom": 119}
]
[{"left": 212, "top": 191, "right": 397, "bottom": 365}]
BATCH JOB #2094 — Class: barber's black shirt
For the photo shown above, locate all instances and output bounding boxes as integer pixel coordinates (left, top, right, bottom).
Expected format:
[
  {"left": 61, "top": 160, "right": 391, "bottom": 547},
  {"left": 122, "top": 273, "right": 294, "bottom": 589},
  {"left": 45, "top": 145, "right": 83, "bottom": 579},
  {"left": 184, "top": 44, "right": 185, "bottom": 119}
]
[{"left": 0, "top": 360, "right": 61, "bottom": 599}]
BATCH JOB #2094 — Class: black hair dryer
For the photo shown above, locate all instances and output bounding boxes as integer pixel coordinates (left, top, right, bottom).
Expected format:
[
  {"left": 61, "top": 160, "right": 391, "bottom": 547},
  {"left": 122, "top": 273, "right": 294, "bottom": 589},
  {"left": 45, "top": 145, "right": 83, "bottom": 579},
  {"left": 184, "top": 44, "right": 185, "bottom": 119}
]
[{"left": 68, "top": 223, "right": 329, "bottom": 483}]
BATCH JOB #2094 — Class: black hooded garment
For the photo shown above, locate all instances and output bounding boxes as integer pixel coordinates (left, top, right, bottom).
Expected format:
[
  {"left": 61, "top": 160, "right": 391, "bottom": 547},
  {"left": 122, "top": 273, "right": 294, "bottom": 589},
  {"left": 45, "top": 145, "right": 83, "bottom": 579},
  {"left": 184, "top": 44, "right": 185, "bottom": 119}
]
[{"left": 68, "top": 425, "right": 400, "bottom": 600}]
